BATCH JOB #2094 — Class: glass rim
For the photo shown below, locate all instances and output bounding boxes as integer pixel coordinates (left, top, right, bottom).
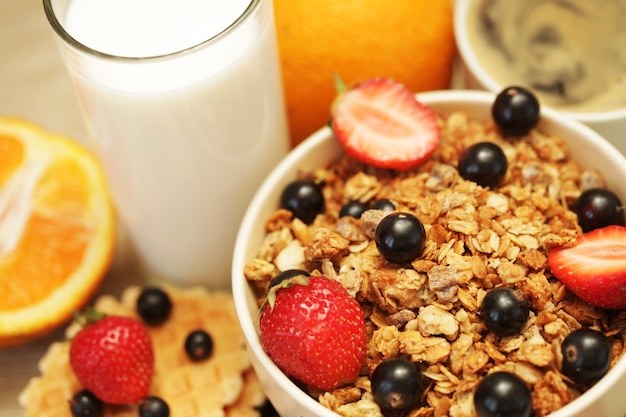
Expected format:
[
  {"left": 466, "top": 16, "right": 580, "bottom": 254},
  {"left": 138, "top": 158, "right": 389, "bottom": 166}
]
[{"left": 42, "top": 0, "right": 259, "bottom": 61}]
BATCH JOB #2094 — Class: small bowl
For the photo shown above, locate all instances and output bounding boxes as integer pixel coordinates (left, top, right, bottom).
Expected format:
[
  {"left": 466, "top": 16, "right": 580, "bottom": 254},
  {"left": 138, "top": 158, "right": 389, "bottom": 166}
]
[
  {"left": 232, "top": 90, "right": 626, "bottom": 417},
  {"left": 454, "top": 0, "right": 626, "bottom": 155}
]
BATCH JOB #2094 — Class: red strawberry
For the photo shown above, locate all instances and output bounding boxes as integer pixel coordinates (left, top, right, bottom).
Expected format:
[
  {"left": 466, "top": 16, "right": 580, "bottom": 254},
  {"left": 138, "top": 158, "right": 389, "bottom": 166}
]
[
  {"left": 258, "top": 275, "right": 367, "bottom": 391},
  {"left": 548, "top": 225, "right": 626, "bottom": 309},
  {"left": 69, "top": 314, "right": 154, "bottom": 404},
  {"left": 330, "top": 76, "right": 440, "bottom": 171}
]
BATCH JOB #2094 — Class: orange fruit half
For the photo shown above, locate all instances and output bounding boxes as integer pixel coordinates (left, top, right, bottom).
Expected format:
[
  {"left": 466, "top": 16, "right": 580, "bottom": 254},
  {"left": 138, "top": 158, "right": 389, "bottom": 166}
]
[{"left": 0, "top": 118, "right": 115, "bottom": 347}]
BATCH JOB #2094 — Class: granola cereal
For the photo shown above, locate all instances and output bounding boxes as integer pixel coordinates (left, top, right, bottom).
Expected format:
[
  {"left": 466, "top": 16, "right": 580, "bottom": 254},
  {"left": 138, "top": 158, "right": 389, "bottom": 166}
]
[{"left": 243, "top": 110, "right": 626, "bottom": 417}]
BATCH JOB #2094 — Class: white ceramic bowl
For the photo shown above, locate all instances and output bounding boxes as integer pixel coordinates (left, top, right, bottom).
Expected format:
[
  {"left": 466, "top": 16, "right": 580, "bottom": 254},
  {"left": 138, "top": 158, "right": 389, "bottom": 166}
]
[
  {"left": 232, "top": 90, "right": 626, "bottom": 417},
  {"left": 454, "top": 0, "right": 626, "bottom": 155}
]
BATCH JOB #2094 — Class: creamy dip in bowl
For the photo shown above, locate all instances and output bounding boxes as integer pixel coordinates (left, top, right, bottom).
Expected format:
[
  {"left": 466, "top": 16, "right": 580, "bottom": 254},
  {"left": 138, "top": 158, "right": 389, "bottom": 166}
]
[{"left": 455, "top": 0, "right": 626, "bottom": 154}]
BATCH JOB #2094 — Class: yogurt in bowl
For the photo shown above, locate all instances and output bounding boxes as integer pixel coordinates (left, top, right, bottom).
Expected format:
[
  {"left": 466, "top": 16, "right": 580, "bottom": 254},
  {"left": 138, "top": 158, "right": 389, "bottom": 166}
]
[
  {"left": 454, "top": 0, "right": 626, "bottom": 154},
  {"left": 232, "top": 89, "right": 626, "bottom": 417}
]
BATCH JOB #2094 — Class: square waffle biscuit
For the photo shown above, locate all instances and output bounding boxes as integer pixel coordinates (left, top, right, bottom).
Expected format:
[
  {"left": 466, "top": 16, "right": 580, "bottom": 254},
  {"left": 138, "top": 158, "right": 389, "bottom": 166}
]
[{"left": 19, "top": 284, "right": 267, "bottom": 417}]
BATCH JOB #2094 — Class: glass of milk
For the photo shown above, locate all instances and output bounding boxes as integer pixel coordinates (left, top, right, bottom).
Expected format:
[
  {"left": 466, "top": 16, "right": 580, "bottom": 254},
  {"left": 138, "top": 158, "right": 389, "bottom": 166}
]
[{"left": 43, "top": 0, "right": 290, "bottom": 288}]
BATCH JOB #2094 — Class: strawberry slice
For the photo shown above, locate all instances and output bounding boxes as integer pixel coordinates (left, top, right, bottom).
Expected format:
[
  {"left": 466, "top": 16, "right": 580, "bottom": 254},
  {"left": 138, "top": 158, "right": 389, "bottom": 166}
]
[
  {"left": 548, "top": 225, "right": 626, "bottom": 309},
  {"left": 330, "top": 76, "right": 440, "bottom": 171}
]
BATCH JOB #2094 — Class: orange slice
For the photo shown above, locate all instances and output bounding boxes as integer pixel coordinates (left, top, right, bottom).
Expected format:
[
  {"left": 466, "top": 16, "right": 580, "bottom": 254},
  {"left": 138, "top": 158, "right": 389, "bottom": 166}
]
[{"left": 0, "top": 118, "right": 115, "bottom": 347}]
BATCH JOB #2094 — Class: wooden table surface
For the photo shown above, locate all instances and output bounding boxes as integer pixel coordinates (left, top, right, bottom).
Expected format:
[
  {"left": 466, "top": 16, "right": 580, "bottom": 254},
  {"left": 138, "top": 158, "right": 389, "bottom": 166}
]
[
  {"left": 2, "top": 0, "right": 89, "bottom": 146},
  {"left": 0, "top": 1, "right": 145, "bottom": 415}
]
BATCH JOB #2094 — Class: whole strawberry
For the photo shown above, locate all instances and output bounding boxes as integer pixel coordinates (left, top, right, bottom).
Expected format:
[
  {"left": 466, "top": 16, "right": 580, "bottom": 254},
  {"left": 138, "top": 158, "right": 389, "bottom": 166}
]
[
  {"left": 69, "top": 314, "right": 154, "bottom": 404},
  {"left": 258, "top": 275, "right": 367, "bottom": 391}
]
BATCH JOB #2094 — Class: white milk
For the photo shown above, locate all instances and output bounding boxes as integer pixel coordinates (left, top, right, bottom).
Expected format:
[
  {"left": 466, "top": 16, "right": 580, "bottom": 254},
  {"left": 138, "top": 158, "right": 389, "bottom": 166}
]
[
  {"left": 48, "top": 0, "right": 289, "bottom": 287},
  {"left": 64, "top": 0, "right": 253, "bottom": 58}
]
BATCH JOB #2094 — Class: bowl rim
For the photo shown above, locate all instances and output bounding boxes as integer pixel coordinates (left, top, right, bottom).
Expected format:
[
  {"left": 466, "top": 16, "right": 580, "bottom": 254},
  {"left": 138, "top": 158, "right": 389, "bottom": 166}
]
[
  {"left": 233, "top": 89, "right": 626, "bottom": 417},
  {"left": 453, "top": 0, "right": 626, "bottom": 123},
  {"left": 232, "top": 125, "right": 340, "bottom": 417}
]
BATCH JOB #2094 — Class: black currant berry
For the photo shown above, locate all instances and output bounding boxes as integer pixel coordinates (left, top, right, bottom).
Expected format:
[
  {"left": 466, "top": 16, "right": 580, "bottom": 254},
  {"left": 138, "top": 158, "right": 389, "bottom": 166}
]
[
  {"left": 474, "top": 372, "right": 532, "bottom": 417},
  {"left": 184, "top": 329, "right": 214, "bottom": 361},
  {"left": 458, "top": 142, "right": 508, "bottom": 188},
  {"left": 280, "top": 180, "right": 325, "bottom": 224},
  {"left": 268, "top": 269, "right": 310, "bottom": 289},
  {"left": 339, "top": 200, "right": 368, "bottom": 218},
  {"left": 492, "top": 86, "right": 540, "bottom": 137},
  {"left": 255, "top": 399, "right": 280, "bottom": 417},
  {"left": 371, "top": 357, "right": 423, "bottom": 414},
  {"left": 370, "top": 199, "right": 396, "bottom": 212},
  {"left": 139, "top": 396, "right": 170, "bottom": 417},
  {"left": 136, "top": 286, "right": 173, "bottom": 326},
  {"left": 375, "top": 212, "right": 426, "bottom": 264},
  {"left": 480, "top": 287, "right": 529, "bottom": 337},
  {"left": 572, "top": 188, "right": 625, "bottom": 233},
  {"left": 69, "top": 389, "right": 104, "bottom": 417},
  {"left": 561, "top": 329, "right": 612, "bottom": 384}
]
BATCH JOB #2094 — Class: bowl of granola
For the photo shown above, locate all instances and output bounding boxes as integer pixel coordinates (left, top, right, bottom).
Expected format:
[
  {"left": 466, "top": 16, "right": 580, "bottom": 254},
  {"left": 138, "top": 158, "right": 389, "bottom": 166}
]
[{"left": 232, "top": 86, "right": 626, "bottom": 417}]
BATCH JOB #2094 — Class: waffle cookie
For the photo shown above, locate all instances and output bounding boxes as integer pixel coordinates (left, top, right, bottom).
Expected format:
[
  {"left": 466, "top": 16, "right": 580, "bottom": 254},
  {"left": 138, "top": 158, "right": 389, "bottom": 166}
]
[{"left": 19, "top": 284, "right": 267, "bottom": 417}]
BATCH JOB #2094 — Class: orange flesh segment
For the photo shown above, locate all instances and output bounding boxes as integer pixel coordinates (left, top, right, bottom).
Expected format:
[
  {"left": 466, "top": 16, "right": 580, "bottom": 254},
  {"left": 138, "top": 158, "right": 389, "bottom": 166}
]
[
  {"left": 0, "top": 133, "right": 24, "bottom": 186},
  {"left": 0, "top": 119, "right": 114, "bottom": 346},
  {"left": 0, "top": 154, "right": 94, "bottom": 311},
  {"left": 0, "top": 215, "right": 87, "bottom": 311}
]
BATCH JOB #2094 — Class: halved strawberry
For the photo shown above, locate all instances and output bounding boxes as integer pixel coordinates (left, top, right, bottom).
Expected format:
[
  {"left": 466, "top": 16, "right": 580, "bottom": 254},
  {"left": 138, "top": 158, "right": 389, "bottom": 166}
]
[
  {"left": 548, "top": 225, "right": 626, "bottom": 309},
  {"left": 330, "top": 76, "right": 440, "bottom": 171}
]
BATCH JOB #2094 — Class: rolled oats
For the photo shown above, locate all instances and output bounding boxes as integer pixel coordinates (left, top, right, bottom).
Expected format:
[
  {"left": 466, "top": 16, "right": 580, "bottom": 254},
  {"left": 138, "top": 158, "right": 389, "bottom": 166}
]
[{"left": 244, "top": 111, "right": 626, "bottom": 416}]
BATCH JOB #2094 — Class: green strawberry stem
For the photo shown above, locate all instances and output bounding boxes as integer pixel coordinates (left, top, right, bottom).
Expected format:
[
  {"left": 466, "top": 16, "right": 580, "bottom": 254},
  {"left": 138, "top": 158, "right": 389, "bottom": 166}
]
[
  {"left": 255, "top": 274, "right": 310, "bottom": 332},
  {"left": 333, "top": 72, "right": 348, "bottom": 95},
  {"left": 330, "top": 73, "right": 349, "bottom": 120},
  {"left": 66, "top": 308, "right": 107, "bottom": 342},
  {"left": 73, "top": 308, "right": 107, "bottom": 327}
]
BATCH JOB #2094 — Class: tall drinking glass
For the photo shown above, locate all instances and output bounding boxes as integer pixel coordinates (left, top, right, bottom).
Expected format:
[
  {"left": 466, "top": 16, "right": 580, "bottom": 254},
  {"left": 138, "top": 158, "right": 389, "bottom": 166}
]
[{"left": 43, "top": 0, "right": 290, "bottom": 288}]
